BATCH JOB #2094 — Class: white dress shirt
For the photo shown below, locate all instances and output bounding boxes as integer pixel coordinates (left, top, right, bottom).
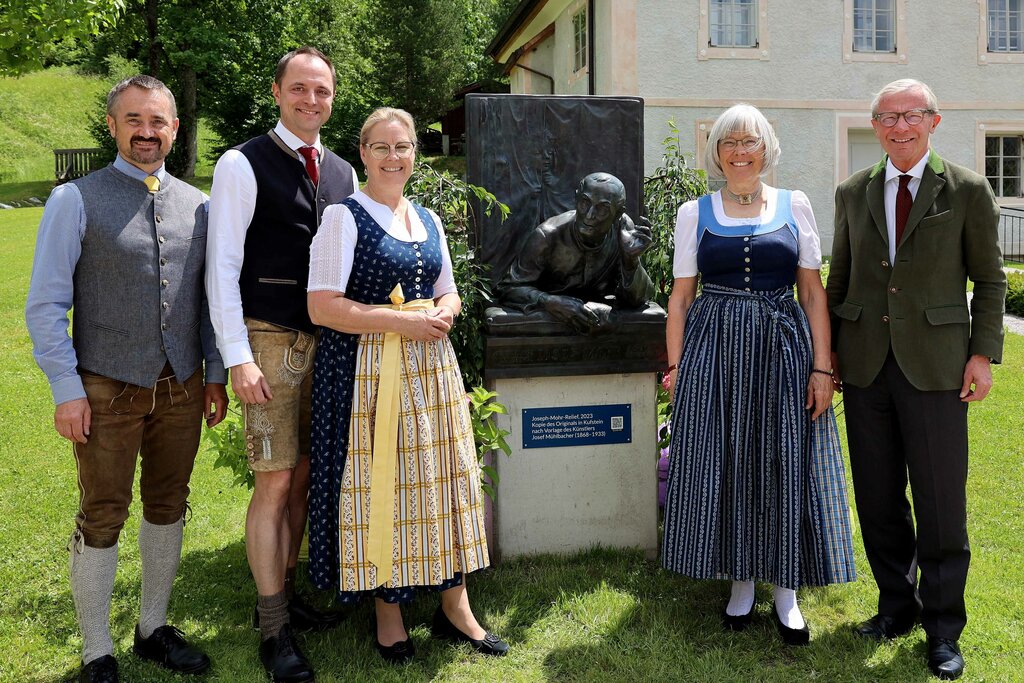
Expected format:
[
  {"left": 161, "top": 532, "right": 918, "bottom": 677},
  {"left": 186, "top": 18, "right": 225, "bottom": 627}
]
[
  {"left": 206, "top": 121, "right": 359, "bottom": 368},
  {"left": 883, "top": 151, "right": 930, "bottom": 263},
  {"left": 308, "top": 191, "right": 457, "bottom": 297}
]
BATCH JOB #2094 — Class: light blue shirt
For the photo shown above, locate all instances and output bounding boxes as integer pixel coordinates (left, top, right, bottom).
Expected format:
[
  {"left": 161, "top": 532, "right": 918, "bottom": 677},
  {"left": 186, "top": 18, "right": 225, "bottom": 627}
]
[{"left": 25, "top": 155, "right": 225, "bottom": 405}]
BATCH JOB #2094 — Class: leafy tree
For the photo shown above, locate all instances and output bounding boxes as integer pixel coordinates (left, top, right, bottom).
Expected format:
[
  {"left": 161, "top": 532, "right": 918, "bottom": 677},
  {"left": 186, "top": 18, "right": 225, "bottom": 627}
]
[{"left": 0, "top": 0, "right": 125, "bottom": 75}]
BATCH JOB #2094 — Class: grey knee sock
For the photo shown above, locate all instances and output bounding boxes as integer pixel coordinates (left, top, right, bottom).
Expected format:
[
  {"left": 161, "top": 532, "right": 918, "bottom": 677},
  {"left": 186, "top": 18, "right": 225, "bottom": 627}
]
[
  {"left": 138, "top": 518, "right": 184, "bottom": 638},
  {"left": 69, "top": 532, "right": 118, "bottom": 665},
  {"left": 257, "top": 591, "right": 289, "bottom": 641}
]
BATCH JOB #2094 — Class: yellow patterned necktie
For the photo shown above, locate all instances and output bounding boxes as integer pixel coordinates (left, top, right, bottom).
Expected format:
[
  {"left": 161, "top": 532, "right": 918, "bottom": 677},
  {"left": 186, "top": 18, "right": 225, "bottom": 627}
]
[{"left": 143, "top": 175, "right": 160, "bottom": 194}]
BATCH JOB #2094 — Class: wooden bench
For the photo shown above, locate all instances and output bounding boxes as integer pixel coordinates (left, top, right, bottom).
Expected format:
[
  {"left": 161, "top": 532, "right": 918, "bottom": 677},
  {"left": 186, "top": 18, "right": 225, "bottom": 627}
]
[{"left": 54, "top": 148, "right": 108, "bottom": 184}]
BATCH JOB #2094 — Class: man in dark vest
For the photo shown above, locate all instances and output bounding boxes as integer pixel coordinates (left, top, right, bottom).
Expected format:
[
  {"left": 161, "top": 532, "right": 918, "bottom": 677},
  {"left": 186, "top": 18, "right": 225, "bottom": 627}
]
[
  {"left": 26, "top": 75, "right": 228, "bottom": 683},
  {"left": 206, "top": 46, "right": 356, "bottom": 682}
]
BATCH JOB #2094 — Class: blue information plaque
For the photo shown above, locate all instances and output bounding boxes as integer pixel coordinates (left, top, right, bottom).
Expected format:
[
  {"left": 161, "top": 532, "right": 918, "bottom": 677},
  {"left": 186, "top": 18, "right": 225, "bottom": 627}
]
[{"left": 522, "top": 404, "right": 632, "bottom": 449}]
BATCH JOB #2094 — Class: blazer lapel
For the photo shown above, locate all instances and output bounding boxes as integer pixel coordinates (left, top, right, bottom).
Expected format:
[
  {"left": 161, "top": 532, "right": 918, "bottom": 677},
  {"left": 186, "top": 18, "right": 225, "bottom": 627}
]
[
  {"left": 866, "top": 170, "right": 887, "bottom": 245},
  {"left": 900, "top": 161, "right": 946, "bottom": 249}
]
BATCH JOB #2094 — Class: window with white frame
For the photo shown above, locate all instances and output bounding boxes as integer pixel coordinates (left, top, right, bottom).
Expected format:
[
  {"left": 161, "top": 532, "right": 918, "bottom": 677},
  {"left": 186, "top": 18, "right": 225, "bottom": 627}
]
[
  {"left": 572, "top": 7, "right": 588, "bottom": 73},
  {"left": 988, "top": 0, "right": 1023, "bottom": 53},
  {"left": 986, "top": 134, "right": 1023, "bottom": 198},
  {"left": 710, "top": 0, "right": 758, "bottom": 48},
  {"left": 853, "top": 0, "right": 896, "bottom": 53}
]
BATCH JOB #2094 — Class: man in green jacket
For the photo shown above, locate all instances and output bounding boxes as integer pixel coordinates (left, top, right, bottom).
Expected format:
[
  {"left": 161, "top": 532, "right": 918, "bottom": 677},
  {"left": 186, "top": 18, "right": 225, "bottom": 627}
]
[{"left": 827, "top": 78, "right": 1006, "bottom": 681}]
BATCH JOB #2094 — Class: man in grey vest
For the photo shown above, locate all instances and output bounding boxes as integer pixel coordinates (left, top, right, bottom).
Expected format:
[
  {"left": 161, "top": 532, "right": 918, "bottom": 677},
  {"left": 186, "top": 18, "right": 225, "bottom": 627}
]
[
  {"left": 207, "top": 46, "right": 356, "bottom": 682},
  {"left": 25, "top": 75, "right": 228, "bottom": 683}
]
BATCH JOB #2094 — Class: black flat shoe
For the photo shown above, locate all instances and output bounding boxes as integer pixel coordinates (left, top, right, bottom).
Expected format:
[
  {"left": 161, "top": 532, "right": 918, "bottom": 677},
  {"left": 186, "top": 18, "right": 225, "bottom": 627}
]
[
  {"left": 773, "top": 607, "right": 810, "bottom": 646},
  {"left": 431, "top": 606, "right": 510, "bottom": 657},
  {"left": 721, "top": 607, "right": 754, "bottom": 632},
  {"left": 854, "top": 611, "right": 918, "bottom": 640},
  {"left": 374, "top": 636, "right": 415, "bottom": 665},
  {"left": 927, "top": 637, "right": 964, "bottom": 680},
  {"left": 133, "top": 624, "right": 211, "bottom": 674},
  {"left": 259, "top": 624, "right": 315, "bottom": 682},
  {"left": 79, "top": 655, "right": 118, "bottom": 683}
]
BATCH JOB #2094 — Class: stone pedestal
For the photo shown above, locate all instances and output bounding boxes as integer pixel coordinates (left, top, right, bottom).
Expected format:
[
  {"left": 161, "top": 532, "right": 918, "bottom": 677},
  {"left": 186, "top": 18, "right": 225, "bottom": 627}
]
[{"left": 487, "top": 373, "right": 659, "bottom": 561}]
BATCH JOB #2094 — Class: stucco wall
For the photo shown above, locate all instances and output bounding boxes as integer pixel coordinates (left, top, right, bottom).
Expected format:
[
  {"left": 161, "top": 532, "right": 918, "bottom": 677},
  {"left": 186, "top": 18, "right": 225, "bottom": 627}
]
[{"left": 636, "top": 0, "right": 1024, "bottom": 255}]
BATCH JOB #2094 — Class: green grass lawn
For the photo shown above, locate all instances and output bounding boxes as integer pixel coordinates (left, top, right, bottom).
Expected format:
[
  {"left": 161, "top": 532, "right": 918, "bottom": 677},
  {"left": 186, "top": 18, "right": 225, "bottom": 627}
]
[
  {"left": 1, "top": 207, "right": 1022, "bottom": 681},
  {"left": 0, "top": 67, "right": 107, "bottom": 184},
  {"left": 0, "top": 66, "right": 221, "bottom": 202}
]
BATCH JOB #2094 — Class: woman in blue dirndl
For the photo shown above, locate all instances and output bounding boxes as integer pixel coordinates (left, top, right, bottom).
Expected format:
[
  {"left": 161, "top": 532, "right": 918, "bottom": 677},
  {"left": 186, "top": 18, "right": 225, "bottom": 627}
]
[
  {"left": 661, "top": 104, "right": 855, "bottom": 645},
  {"left": 306, "top": 108, "right": 507, "bottom": 664}
]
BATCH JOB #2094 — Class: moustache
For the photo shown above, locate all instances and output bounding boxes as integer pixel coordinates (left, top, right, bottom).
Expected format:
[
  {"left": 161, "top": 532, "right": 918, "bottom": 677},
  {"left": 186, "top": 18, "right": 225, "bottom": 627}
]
[{"left": 131, "top": 136, "right": 161, "bottom": 145}]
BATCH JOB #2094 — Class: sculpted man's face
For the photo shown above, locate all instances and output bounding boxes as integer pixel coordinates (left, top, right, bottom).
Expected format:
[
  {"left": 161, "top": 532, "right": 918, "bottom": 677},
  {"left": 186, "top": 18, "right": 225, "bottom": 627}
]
[
  {"left": 575, "top": 179, "right": 624, "bottom": 241},
  {"left": 105, "top": 86, "right": 178, "bottom": 172},
  {"left": 273, "top": 53, "right": 335, "bottom": 144}
]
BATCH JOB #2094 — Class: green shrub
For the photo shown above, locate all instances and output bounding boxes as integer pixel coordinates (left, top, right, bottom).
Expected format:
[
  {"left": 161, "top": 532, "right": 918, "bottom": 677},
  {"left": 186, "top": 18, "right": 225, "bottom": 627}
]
[{"left": 1007, "top": 271, "right": 1024, "bottom": 318}]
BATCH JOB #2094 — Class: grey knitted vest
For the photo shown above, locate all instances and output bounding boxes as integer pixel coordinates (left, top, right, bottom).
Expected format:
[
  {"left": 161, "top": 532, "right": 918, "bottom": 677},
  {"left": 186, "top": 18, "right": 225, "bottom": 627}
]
[{"left": 71, "top": 165, "right": 207, "bottom": 386}]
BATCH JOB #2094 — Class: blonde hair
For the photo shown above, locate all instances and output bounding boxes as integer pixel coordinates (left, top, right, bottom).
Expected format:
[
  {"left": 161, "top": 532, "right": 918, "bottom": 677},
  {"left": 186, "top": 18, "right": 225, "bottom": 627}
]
[
  {"left": 703, "top": 103, "right": 781, "bottom": 181},
  {"left": 359, "top": 107, "right": 417, "bottom": 144}
]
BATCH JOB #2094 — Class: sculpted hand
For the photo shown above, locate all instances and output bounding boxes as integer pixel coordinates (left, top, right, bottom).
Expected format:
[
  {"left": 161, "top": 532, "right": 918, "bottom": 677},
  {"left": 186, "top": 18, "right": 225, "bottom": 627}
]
[
  {"left": 232, "top": 362, "right": 273, "bottom": 405},
  {"left": 960, "top": 354, "right": 993, "bottom": 402},
  {"left": 204, "top": 383, "right": 229, "bottom": 427},
  {"left": 400, "top": 310, "right": 451, "bottom": 341},
  {"left": 55, "top": 398, "right": 91, "bottom": 444},
  {"left": 543, "top": 294, "right": 601, "bottom": 333},
  {"left": 805, "top": 372, "right": 834, "bottom": 421},
  {"left": 619, "top": 215, "right": 654, "bottom": 266}
]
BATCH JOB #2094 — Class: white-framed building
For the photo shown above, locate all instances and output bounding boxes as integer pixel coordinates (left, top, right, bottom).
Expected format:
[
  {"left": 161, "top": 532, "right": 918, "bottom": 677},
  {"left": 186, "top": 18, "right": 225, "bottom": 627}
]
[{"left": 487, "top": 0, "right": 1024, "bottom": 254}]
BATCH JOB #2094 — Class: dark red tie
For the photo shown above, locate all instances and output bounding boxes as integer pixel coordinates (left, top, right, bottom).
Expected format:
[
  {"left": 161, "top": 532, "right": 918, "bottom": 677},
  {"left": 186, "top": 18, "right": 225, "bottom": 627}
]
[
  {"left": 895, "top": 174, "right": 912, "bottom": 248},
  {"left": 299, "top": 145, "right": 319, "bottom": 186}
]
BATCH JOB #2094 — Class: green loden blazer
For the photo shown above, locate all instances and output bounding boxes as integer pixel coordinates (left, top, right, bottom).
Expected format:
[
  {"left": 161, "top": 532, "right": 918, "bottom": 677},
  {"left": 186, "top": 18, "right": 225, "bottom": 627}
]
[{"left": 826, "top": 151, "right": 1006, "bottom": 391}]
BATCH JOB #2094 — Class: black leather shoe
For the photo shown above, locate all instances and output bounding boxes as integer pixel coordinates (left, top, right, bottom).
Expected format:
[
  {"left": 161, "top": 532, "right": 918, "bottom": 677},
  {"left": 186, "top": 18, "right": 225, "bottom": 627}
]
[
  {"left": 927, "top": 637, "right": 965, "bottom": 680},
  {"left": 854, "top": 612, "right": 918, "bottom": 640},
  {"left": 259, "top": 624, "right": 315, "bottom": 683},
  {"left": 253, "top": 595, "right": 346, "bottom": 634},
  {"left": 431, "top": 606, "right": 510, "bottom": 656},
  {"left": 133, "top": 624, "right": 211, "bottom": 674},
  {"left": 721, "top": 607, "right": 754, "bottom": 632},
  {"left": 79, "top": 655, "right": 118, "bottom": 683},
  {"left": 375, "top": 636, "right": 415, "bottom": 665},
  {"left": 773, "top": 608, "right": 810, "bottom": 646}
]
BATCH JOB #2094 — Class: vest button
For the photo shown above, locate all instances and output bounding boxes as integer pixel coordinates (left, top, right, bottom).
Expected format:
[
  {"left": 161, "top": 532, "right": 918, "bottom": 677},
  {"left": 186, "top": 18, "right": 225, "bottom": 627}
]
[
  {"left": 889, "top": 287, "right": 897, "bottom": 294},
  {"left": 882, "top": 260, "right": 890, "bottom": 267},
  {"left": 161, "top": 279, "right": 169, "bottom": 287},
  {"left": 160, "top": 258, "right": 167, "bottom": 266},
  {"left": 882, "top": 315, "right": 890, "bottom": 323}
]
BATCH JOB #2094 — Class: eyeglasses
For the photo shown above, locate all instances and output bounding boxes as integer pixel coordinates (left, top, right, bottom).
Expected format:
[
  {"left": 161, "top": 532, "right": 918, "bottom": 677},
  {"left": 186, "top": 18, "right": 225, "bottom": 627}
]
[
  {"left": 873, "top": 109, "right": 935, "bottom": 127},
  {"left": 718, "top": 137, "right": 762, "bottom": 151},
  {"left": 364, "top": 141, "right": 416, "bottom": 159}
]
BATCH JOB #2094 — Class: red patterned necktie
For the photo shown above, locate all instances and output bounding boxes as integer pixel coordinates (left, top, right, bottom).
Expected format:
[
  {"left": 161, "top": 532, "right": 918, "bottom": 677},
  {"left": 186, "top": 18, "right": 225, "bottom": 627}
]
[
  {"left": 298, "top": 145, "right": 319, "bottom": 187},
  {"left": 895, "top": 174, "right": 912, "bottom": 247}
]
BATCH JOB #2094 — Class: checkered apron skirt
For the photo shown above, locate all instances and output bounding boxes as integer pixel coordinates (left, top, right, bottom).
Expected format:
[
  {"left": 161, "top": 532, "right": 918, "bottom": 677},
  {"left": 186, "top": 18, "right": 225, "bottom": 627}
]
[{"left": 662, "top": 284, "right": 855, "bottom": 588}]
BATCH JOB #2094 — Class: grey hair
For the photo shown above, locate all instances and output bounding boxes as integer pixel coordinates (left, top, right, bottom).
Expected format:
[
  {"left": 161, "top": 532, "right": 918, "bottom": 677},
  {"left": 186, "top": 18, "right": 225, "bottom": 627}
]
[
  {"left": 870, "top": 78, "right": 939, "bottom": 116},
  {"left": 359, "top": 107, "right": 417, "bottom": 145},
  {"left": 704, "top": 103, "right": 781, "bottom": 181},
  {"left": 106, "top": 75, "right": 176, "bottom": 118}
]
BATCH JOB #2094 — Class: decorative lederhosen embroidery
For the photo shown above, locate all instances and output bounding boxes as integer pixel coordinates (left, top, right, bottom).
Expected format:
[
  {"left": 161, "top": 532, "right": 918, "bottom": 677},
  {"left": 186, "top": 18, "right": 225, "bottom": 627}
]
[
  {"left": 276, "top": 331, "right": 316, "bottom": 387},
  {"left": 245, "top": 403, "right": 276, "bottom": 462}
]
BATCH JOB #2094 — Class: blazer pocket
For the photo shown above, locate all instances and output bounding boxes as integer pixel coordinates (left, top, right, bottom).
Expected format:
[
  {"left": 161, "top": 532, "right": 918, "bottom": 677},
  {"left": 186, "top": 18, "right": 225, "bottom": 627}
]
[
  {"left": 925, "top": 305, "right": 969, "bottom": 325},
  {"left": 832, "top": 301, "right": 862, "bottom": 321},
  {"left": 257, "top": 278, "right": 299, "bottom": 285},
  {"left": 919, "top": 210, "right": 953, "bottom": 229}
]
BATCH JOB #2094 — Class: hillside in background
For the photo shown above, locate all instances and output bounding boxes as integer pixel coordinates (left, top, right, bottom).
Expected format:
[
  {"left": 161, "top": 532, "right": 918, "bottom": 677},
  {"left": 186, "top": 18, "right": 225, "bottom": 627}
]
[{"left": 0, "top": 67, "right": 107, "bottom": 183}]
